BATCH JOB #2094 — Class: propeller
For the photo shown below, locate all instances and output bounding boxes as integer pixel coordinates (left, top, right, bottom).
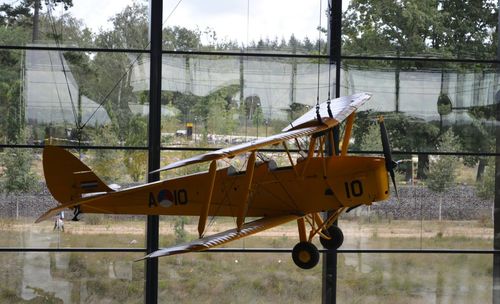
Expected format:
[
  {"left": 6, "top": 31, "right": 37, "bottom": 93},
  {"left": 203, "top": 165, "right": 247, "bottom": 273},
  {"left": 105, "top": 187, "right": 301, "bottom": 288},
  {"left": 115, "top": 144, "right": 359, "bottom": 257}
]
[{"left": 378, "top": 116, "right": 399, "bottom": 199}]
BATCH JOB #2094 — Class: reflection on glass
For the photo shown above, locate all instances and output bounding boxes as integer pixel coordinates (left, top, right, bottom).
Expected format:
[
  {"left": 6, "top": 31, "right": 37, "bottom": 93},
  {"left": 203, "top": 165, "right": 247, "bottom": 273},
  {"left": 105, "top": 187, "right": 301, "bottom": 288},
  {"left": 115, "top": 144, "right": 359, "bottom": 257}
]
[
  {"left": 163, "top": 0, "right": 326, "bottom": 54},
  {"left": 0, "top": 212, "right": 146, "bottom": 249},
  {"left": 155, "top": 55, "right": 331, "bottom": 149},
  {"left": 158, "top": 253, "right": 321, "bottom": 302},
  {"left": 341, "top": 174, "right": 494, "bottom": 250},
  {"left": 338, "top": 253, "right": 492, "bottom": 303},
  {"left": 0, "top": 252, "right": 143, "bottom": 303},
  {"left": 0, "top": 147, "right": 151, "bottom": 249},
  {"left": 0, "top": 1, "right": 150, "bottom": 49},
  {"left": 342, "top": 61, "right": 497, "bottom": 154},
  {"left": 0, "top": 48, "right": 150, "bottom": 146},
  {"left": 342, "top": 1, "right": 497, "bottom": 60}
]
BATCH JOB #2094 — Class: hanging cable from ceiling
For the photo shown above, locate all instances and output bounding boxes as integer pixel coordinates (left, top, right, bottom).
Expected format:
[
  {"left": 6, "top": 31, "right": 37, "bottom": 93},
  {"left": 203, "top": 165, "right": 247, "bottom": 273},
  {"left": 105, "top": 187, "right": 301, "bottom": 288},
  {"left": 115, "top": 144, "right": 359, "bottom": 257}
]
[
  {"left": 315, "top": 0, "right": 323, "bottom": 123},
  {"left": 326, "top": 0, "right": 333, "bottom": 118},
  {"left": 80, "top": 0, "right": 185, "bottom": 131},
  {"left": 46, "top": 2, "right": 80, "bottom": 142}
]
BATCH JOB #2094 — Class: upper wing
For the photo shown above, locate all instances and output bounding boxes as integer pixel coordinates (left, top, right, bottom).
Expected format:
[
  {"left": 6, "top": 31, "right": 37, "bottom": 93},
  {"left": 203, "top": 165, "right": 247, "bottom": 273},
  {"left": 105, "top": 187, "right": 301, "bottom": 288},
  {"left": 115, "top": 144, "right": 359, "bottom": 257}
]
[
  {"left": 282, "top": 92, "right": 371, "bottom": 132},
  {"left": 152, "top": 125, "right": 328, "bottom": 172},
  {"left": 153, "top": 92, "right": 370, "bottom": 173},
  {"left": 140, "top": 214, "right": 299, "bottom": 260}
]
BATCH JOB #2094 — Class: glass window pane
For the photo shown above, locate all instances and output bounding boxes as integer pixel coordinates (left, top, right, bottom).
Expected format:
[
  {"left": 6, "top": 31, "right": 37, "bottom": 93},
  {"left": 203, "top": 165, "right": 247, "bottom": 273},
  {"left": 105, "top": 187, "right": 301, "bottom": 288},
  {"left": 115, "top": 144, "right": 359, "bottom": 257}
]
[
  {"left": 0, "top": 1, "right": 150, "bottom": 49},
  {"left": 156, "top": 54, "right": 331, "bottom": 149},
  {"left": 342, "top": 60, "right": 497, "bottom": 154},
  {"left": 158, "top": 252, "right": 322, "bottom": 302},
  {"left": 340, "top": 154, "right": 495, "bottom": 250},
  {"left": 338, "top": 253, "right": 492, "bottom": 302},
  {"left": 0, "top": 49, "right": 151, "bottom": 146},
  {"left": 0, "top": 147, "right": 147, "bottom": 247},
  {"left": 342, "top": 1, "right": 498, "bottom": 60},
  {"left": 163, "top": 0, "right": 327, "bottom": 54},
  {"left": 0, "top": 252, "right": 144, "bottom": 303}
]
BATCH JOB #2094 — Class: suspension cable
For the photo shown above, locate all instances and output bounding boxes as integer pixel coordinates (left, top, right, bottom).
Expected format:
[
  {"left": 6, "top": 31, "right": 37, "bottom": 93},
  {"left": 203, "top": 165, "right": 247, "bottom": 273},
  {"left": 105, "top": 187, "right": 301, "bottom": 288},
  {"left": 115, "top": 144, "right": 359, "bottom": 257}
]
[
  {"left": 315, "top": 0, "right": 323, "bottom": 123},
  {"left": 80, "top": 0, "right": 185, "bottom": 130}
]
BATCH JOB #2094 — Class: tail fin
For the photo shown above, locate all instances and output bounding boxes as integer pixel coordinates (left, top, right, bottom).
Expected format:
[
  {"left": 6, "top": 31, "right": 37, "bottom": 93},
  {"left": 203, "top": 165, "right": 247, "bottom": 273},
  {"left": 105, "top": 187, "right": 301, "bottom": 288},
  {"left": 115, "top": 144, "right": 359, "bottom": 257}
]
[{"left": 43, "top": 146, "right": 113, "bottom": 205}]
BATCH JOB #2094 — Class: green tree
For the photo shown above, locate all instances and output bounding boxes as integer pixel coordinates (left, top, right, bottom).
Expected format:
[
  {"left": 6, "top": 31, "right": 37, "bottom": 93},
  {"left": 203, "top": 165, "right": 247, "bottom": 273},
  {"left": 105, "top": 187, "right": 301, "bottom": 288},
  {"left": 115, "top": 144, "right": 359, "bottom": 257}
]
[
  {"left": 387, "top": 115, "right": 440, "bottom": 179},
  {"left": 343, "top": 0, "right": 496, "bottom": 59},
  {"left": 426, "top": 129, "right": 461, "bottom": 221},
  {"left": 3, "top": 0, "right": 75, "bottom": 43},
  {"left": 439, "top": 0, "right": 496, "bottom": 59},
  {"left": 0, "top": 5, "right": 39, "bottom": 196},
  {"left": 0, "top": 148, "right": 39, "bottom": 194},
  {"left": 426, "top": 129, "right": 460, "bottom": 193},
  {"left": 89, "top": 126, "right": 125, "bottom": 183},
  {"left": 453, "top": 118, "right": 493, "bottom": 181},
  {"left": 353, "top": 113, "right": 440, "bottom": 179},
  {"left": 475, "top": 158, "right": 494, "bottom": 200},
  {"left": 192, "top": 84, "right": 240, "bottom": 136},
  {"left": 174, "top": 216, "right": 188, "bottom": 244},
  {"left": 124, "top": 115, "right": 147, "bottom": 182},
  {"left": 0, "top": 3, "right": 31, "bottom": 29},
  {"left": 164, "top": 26, "right": 201, "bottom": 50},
  {"left": 360, "top": 122, "right": 381, "bottom": 151}
]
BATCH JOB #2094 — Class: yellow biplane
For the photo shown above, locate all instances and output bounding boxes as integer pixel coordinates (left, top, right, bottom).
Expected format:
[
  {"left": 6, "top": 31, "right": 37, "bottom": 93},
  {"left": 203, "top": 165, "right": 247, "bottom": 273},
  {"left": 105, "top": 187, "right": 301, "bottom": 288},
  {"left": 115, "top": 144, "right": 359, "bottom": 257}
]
[{"left": 37, "top": 92, "right": 397, "bottom": 269}]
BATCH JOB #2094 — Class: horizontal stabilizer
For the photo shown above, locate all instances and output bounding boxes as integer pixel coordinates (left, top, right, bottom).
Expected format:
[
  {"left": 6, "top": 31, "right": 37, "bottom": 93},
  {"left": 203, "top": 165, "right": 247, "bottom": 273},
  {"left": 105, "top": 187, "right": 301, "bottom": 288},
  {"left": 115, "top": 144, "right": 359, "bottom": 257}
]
[
  {"left": 35, "top": 201, "right": 82, "bottom": 223},
  {"left": 139, "top": 214, "right": 299, "bottom": 260}
]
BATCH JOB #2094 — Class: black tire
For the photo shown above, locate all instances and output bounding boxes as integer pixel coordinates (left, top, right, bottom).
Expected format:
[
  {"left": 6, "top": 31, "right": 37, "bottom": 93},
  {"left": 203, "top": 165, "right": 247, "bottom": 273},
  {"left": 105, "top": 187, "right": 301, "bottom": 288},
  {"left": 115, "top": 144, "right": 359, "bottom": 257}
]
[
  {"left": 319, "top": 225, "right": 344, "bottom": 249},
  {"left": 292, "top": 242, "right": 320, "bottom": 269}
]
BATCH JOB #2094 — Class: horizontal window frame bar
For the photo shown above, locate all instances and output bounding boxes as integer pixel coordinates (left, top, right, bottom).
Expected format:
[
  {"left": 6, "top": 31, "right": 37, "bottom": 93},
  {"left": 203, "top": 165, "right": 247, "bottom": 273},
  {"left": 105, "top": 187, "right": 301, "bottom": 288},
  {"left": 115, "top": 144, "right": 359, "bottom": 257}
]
[
  {"left": 0, "top": 247, "right": 497, "bottom": 255},
  {"left": 1, "top": 144, "right": 498, "bottom": 157},
  {"left": 0, "top": 44, "right": 498, "bottom": 64},
  {"left": 205, "top": 248, "right": 500, "bottom": 254},
  {"left": 162, "top": 49, "right": 327, "bottom": 59},
  {"left": 0, "top": 144, "right": 148, "bottom": 150},
  {"left": 0, "top": 247, "right": 146, "bottom": 252},
  {"left": 0, "top": 45, "right": 327, "bottom": 59},
  {"left": 342, "top": 54, "right": 500, "bottom": 64},
  {"left": 0, "top": 44, "right": 149, "bottom": 54}
]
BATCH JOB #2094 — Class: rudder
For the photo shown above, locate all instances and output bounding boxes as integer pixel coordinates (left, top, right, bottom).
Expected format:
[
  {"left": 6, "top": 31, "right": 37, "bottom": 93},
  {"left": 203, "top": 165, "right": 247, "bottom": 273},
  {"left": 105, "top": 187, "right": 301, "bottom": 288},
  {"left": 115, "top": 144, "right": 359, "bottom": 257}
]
[{"left": 43, "top": 146, "right": 113, "bottom": 204}]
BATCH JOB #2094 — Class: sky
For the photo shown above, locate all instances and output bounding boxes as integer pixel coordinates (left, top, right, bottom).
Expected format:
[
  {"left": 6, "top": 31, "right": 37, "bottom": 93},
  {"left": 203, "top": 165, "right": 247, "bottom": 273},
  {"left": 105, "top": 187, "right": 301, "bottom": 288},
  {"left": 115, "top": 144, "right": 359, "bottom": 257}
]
[{"left": 67, "top": 0, "right": 333, "bottom": 45}]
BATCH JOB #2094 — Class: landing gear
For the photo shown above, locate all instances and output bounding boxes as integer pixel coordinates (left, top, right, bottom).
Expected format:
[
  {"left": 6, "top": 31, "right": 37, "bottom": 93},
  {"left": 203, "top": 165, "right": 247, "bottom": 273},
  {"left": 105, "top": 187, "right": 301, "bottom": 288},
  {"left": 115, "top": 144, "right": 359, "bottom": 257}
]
[
  {"left": 292, "top": 241, "right": 319, "bottom": 269},
  {"left": 319, "top": 225, "right": 344, "bottom": 249}
]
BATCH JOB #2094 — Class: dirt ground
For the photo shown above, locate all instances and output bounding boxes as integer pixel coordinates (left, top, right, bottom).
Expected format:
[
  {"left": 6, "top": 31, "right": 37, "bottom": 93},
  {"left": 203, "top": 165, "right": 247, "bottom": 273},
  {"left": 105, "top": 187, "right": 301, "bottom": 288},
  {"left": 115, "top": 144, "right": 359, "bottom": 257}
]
[{"left": 14, "top": 218, "right": 493, "bottom": 240}]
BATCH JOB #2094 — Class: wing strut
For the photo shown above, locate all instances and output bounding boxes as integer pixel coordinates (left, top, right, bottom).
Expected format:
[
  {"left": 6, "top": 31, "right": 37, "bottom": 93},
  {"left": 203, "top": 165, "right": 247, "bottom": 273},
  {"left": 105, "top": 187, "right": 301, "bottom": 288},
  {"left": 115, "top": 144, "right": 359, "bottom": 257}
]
[
  {"left": 197, "top": 160, "right": 217, "bottom": 238},
  {"left": 236, "top": 151, "right": 256, "bottom": 231},
  {"left": 297, "top": 217, "right": 307, "bottom": 242},
  {"left": 282, "top": 142, "right": 298, "bottom": 176},
  {"left": 300, "top": 136, "right": 317, "bottom": 177},
  {"left": 341, "top": 113, "right": 355, "bottom": 156}
]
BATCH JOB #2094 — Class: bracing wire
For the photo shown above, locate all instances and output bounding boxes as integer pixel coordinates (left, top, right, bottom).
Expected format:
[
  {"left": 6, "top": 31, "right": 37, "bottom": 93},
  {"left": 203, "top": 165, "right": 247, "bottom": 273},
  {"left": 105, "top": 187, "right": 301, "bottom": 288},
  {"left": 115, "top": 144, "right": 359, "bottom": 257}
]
[
  {"left": 327, "top": 1, "right": 332, "bottom": 101},
  {"left": 46, "top": 3, "right": 79, "bottom": 130},
  {"left": 80, "top": 0, "right": 185, "bottom": 130},
  {"left": 315, "top": 0, "right": 323, "bottom": 122}
]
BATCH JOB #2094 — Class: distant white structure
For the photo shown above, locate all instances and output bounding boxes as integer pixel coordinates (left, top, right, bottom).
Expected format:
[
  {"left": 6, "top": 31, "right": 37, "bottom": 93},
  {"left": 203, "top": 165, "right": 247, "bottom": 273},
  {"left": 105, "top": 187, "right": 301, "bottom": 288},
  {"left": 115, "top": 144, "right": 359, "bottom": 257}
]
[
  {"left": 24, "top": 45, "right": 110, "bottom": 126},
  {"left": 23, "top": 47, "right": 497, "bottom": 126},
  {"left": 130, "top": 55, "right": 497, "bottom": 123}
]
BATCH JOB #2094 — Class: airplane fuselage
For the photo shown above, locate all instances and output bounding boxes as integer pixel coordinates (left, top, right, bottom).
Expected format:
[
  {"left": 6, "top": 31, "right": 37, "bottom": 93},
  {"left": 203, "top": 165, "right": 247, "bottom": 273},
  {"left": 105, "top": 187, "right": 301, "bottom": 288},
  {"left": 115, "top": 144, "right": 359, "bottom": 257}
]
[{"left": 79, "top": 156, "right": 390, "bottom": 217}]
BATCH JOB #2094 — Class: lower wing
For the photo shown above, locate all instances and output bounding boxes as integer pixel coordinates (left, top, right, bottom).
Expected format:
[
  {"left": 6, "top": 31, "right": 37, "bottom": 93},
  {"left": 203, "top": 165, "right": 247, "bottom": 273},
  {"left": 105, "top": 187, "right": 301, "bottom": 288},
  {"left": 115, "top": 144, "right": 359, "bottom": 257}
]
[{"left": 140, "top": 214, "right": 299, "bottom": 260}]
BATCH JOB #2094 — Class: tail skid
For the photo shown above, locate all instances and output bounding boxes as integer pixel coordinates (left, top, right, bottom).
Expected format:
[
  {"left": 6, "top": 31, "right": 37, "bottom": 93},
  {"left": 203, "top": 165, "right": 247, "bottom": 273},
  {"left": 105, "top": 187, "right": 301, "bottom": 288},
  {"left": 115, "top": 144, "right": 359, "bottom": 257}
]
[{"left": 35, "top": 201, "right": 81, "bottom": 223}]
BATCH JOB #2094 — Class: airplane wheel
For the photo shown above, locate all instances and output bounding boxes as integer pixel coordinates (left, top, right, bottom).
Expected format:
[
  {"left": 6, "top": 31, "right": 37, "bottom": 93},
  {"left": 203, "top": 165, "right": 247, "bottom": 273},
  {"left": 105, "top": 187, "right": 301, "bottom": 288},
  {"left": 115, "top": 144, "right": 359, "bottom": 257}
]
[
  {"left": 292, "top": 242, "right": 319, "bottom": 269},
  {"left": 319, "top": 225, "right": 344, "bottom": 249}
]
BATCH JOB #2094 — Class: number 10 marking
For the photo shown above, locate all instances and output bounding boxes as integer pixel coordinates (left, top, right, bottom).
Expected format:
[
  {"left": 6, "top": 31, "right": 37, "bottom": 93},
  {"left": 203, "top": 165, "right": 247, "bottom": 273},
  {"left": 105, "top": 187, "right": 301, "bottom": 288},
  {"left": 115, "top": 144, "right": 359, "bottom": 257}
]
[{"left": 345, "top": 180, "right": 363, "bottom": 198}]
